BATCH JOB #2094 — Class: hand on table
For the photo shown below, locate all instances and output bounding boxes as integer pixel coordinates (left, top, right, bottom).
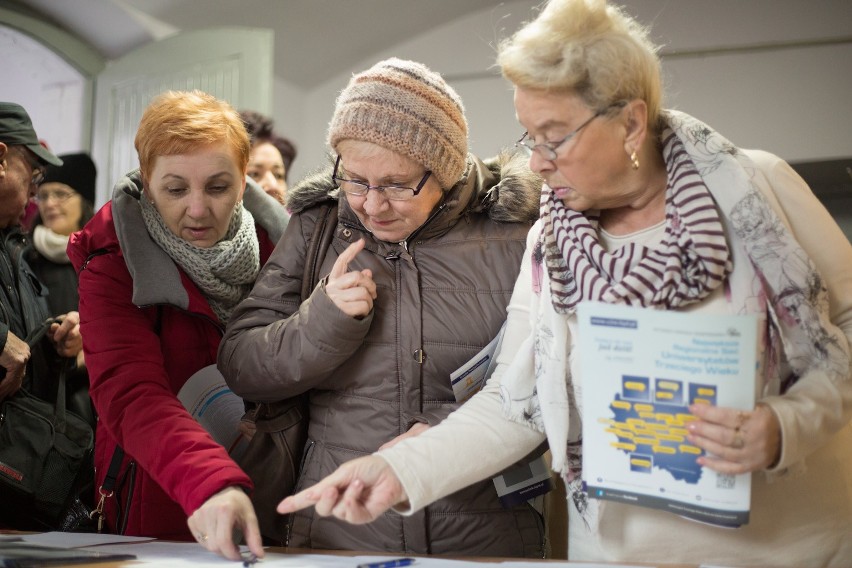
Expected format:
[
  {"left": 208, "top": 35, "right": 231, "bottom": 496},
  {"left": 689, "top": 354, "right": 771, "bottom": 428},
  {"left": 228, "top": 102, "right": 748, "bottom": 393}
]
[{"left": 187, "top": 486, "right": 264, "bottom": 562}]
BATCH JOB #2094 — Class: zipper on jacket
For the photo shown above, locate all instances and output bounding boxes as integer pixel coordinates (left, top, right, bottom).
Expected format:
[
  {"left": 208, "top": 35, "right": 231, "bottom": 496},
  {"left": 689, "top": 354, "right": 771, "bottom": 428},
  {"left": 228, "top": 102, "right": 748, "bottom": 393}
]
[
  {"left": 78, "top": 248, "right": 109, "bottom": 273},
  {"left": 403, "top": 202, "right": 448, "bottom": 253}
]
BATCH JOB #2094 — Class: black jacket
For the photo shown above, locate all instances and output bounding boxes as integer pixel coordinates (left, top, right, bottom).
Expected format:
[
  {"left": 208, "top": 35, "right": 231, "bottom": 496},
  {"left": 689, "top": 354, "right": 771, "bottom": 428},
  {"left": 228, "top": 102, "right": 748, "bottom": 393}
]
[{"left": 0, "top": 227, "right": 59, "bottom": 402}]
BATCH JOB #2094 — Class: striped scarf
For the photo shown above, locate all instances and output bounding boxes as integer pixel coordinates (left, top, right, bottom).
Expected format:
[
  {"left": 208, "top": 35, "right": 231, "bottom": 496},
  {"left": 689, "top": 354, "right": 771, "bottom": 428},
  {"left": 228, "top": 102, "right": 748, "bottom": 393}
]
[
  {"left": 501, "top": 109, "right": 849, "bottom": 486},
  {"left": 541, "top": 131, "right": 732, "bottom": 313}
]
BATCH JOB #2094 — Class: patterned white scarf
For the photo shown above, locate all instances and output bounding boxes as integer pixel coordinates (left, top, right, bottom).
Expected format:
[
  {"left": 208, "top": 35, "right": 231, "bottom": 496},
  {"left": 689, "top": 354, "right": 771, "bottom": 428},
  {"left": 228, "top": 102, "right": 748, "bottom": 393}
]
[
  {"left": 500, "top": 110, "right": 849, "bottom": 512},
  {"left": 140, "top": 197, "right": 260, "bottom": 324}
]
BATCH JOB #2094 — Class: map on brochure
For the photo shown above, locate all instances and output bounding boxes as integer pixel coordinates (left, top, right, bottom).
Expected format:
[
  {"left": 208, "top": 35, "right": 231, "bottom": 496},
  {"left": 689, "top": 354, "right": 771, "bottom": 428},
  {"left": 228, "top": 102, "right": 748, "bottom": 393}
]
[{"left": 578, "top": 301, "right": 757, "bottom": 528}]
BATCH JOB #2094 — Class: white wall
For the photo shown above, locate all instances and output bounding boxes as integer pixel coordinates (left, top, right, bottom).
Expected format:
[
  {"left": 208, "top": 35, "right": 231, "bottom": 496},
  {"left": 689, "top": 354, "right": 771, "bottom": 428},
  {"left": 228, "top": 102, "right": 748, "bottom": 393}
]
[
  {"left": 0, "top": 24, "right": 89, "bottom": 154},
  {"left": 280, "top": 0, "right": 852, "bottom": 183}
]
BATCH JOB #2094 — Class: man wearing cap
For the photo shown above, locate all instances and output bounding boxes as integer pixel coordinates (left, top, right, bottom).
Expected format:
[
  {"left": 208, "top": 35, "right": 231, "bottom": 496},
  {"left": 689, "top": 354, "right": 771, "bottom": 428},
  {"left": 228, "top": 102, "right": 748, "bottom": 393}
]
[{"left": 0, "top": 102, "right": 83, "bottom": 403}]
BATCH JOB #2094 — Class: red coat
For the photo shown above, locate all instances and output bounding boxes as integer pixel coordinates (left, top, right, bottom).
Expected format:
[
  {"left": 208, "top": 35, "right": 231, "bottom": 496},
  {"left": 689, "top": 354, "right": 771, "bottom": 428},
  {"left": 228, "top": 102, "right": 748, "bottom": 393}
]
[{"left": 67, "top": 173, "right": 286, "bottom": 539}]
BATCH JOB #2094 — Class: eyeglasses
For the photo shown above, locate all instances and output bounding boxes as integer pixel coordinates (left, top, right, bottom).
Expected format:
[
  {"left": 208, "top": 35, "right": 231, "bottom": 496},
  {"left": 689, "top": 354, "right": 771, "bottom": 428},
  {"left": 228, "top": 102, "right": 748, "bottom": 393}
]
[
  {"left": 12, "top": 146, "right": 46, "bottom": 187},
  {"left": 516, "top": 101, "right": 627, "bottom": 161},
  {"left": 332, "top": 155, "right": 432, "bottom": 201},
  {"left": 35, "top": 188, "right": 77, "bottom": 203}
]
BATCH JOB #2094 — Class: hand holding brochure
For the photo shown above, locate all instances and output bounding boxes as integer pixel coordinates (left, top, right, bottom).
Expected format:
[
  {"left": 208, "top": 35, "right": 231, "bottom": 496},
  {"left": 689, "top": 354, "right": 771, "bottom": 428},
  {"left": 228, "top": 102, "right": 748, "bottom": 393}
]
[{"left": 578, "top": 302, "right": 757, "bottom": 527}]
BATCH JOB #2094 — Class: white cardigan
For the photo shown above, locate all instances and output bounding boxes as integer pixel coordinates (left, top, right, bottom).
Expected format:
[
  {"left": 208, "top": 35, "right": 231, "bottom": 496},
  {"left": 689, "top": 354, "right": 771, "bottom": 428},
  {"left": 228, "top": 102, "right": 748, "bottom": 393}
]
[{"left": 379, "top": 149, "right": 852, "bottom": 567}]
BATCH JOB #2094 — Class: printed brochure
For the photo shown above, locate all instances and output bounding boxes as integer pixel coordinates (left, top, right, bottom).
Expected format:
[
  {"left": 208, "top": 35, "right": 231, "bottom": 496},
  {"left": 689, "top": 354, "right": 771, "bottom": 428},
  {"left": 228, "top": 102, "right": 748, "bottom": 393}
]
[{"left": 578, "top": 301, "right": 757, "bottom": 527}]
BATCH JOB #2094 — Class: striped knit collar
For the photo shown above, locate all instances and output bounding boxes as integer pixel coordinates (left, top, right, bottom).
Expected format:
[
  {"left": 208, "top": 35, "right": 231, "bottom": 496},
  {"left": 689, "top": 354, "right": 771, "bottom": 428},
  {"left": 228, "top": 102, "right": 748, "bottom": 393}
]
[{"left": 540, "top": 131, "right": 732, "bottom": 314}]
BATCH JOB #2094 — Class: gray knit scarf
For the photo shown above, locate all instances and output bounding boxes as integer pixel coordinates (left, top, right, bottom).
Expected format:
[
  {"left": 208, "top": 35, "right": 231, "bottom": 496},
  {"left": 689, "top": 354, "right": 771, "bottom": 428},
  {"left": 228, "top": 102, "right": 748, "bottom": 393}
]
[{"left": 139, "top": 197, "right": 260, "bottom": 324}]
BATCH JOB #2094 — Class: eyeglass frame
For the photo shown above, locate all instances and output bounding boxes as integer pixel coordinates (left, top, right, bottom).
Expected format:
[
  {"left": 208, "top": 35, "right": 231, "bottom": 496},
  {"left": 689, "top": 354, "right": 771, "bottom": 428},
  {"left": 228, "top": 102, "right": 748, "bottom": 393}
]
[
  {"left": 332, "top": 155, "right": 432, "bottom": 201},
  {"left": 10, "top": 145, "right": 47, "bottom": 187},
  {"left": 34, "top": 187, "right": 78, "bottom": 203},
  {"left": 516, "top": 100, "right": 628, "bottom": 161}
]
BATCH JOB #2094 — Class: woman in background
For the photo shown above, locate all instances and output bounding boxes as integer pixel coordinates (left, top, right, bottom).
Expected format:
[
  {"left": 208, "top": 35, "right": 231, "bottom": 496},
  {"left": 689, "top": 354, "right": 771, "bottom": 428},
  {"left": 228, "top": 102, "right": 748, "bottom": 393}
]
[
  {"left": 27, "top": 152, "right": 96, "bottom": 316},
  {"left": 26, "top": 152, "right": 97, "bottom": 427},
  {"left": 240, "top": 110, "right": 297, "bottom": 206},
  {"left": 277, "top": 2, "right": 852, "bottom": 566},
  {"left": 68, "top": 90, "right": 287, "bottom": 561}
]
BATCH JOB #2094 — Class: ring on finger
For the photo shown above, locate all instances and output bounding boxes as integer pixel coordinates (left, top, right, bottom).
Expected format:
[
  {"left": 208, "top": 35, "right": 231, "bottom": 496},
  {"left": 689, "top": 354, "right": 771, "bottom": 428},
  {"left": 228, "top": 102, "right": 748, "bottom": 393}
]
[
  {"left": 195, "top": 533, "right": 208, "bottom": 542},
  {"left": 734, "top": 410, "right": 748, "bottom": 433},
  {"left": 732, "top": 433, "right": 745, "bottom": 449}
]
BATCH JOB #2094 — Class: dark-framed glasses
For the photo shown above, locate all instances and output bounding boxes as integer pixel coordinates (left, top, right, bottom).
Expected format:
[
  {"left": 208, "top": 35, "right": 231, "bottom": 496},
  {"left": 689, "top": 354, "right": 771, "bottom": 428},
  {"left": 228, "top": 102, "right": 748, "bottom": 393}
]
[
  {"left": 517, "top": 101, "right": 627, "bottom": 161},
  {"left": 332, "top": 155, "right": 431, "bottom": 201},
  {"left": 35, "top": 188, "right": 77, "bottom": 203},
  {"left": 12, "top": 146, "right": 46, "bottom": 187}
]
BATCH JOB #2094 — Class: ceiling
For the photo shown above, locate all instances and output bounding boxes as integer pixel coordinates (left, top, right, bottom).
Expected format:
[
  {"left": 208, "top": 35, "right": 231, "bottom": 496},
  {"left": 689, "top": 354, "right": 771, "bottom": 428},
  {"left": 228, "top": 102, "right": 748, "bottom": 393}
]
[{"left": 8, "top": 0, "right": 511, "bottom": 89}]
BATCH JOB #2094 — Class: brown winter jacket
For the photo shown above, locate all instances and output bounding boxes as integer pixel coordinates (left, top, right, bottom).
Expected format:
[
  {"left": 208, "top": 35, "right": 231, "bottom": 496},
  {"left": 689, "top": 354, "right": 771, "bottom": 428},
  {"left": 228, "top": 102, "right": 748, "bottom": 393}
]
[{"left": 218, "top": 151, "right": 544, "bottom": 556}]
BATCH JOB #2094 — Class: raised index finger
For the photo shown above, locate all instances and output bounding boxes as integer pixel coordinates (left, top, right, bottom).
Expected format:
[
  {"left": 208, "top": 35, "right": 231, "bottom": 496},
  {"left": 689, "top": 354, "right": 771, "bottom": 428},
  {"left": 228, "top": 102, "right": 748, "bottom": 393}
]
[{"left": 329, "top": 239, "right": 366, "bottom": 280}]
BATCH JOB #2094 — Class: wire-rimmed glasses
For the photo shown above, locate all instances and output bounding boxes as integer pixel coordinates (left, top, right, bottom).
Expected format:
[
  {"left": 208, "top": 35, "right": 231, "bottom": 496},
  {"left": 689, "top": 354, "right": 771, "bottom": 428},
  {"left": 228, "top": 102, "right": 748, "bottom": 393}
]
[
  {"left": 35, "top": 188, "right": 77, "bottom": 203},
  {"left": 11, "top": 146, "right": 46, "bottom": 187},
  {"left": 332, "top": 155, "right": 432, "bottom": 201},
  {"left": 516, "top": 101, "right": 627, "bottom": 161}
]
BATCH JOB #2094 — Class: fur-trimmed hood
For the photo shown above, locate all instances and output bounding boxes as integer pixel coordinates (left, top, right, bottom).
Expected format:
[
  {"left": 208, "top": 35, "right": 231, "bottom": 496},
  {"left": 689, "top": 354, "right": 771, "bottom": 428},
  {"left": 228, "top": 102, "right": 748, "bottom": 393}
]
[{"left": 287, "top": 149, "right": 541, "bottom": 225}]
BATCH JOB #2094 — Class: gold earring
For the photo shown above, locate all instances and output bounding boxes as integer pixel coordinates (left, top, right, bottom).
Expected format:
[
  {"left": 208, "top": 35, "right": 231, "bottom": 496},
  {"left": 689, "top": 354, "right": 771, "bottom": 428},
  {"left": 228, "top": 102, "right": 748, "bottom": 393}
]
[{"left": 630, "top": 150, "right": 640, "bottom": 170}]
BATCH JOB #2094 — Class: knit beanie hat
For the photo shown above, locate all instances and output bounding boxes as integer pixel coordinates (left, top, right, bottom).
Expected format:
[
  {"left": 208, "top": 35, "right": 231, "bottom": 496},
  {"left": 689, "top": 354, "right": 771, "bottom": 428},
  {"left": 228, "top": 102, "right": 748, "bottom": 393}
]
[
  {"left": 327, "top": 58, "right": 469, "bottom": 190},
  {"left": 41, "top": 152, "right": 97, "bottom": 204}
]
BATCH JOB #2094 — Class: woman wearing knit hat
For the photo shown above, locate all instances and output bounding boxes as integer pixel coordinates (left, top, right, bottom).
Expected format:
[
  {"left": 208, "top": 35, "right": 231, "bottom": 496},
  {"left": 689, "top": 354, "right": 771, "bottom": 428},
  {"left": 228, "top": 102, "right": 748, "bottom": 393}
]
[
  {"left": 27, "top": 152, "right": 97, "bottom": 317},
  {"left": 219, "top": 58, "right": 547, "bottom": 556}
]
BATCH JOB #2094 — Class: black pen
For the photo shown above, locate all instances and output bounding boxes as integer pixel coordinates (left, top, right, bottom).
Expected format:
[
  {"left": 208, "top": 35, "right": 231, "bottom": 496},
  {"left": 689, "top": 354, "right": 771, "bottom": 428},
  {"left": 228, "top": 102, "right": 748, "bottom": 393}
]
[
  {"left": 242, "top": 552, "right": 258, "bottom": 566},
  {"left": 356, "top": 558, "right": 415, "bottom": 568}
]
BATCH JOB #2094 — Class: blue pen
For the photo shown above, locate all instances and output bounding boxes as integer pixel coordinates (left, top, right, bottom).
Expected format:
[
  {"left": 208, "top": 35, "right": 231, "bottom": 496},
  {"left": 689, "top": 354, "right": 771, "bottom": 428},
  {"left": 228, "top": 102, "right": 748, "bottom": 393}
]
[{"left": 356, "top": 558, "right": 415, "bottom": 568}]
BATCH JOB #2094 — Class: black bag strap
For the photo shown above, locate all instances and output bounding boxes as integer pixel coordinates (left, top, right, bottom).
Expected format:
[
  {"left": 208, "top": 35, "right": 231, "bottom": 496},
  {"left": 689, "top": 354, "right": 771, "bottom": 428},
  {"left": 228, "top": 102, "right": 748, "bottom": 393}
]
[
  {"left": 23, "top": 317, "right": 72, "bottom": 427},
  {"left": 301, "top": 202, "right": 338, "bottom": 302}
]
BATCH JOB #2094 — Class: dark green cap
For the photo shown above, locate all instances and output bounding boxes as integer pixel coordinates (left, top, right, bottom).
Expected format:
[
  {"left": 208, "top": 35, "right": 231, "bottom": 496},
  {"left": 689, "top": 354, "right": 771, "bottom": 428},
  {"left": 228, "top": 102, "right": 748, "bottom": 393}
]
[{"left": 0, "top": 102, "right": 63, "bottom": 166}]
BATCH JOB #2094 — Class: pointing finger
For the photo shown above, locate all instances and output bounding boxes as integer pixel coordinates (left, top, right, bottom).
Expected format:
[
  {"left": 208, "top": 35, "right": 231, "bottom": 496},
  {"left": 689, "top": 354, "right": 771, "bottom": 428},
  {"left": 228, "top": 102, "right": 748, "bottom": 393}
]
[{"left": 329, "top": 239, "right": 366, "bottom": 280}]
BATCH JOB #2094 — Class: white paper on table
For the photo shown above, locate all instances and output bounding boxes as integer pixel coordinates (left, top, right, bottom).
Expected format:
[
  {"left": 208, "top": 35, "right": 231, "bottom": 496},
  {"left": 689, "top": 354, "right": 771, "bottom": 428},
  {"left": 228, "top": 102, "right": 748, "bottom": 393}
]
[{"left": 19, "top": 531, "right": 154, "bottom": 548}]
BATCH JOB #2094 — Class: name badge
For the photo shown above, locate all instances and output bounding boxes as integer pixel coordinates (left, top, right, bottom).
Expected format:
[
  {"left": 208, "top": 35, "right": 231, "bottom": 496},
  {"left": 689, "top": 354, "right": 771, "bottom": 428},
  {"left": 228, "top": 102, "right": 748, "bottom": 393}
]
[{"left": 492, "top": 454, "right": 553, "bottom": 508}]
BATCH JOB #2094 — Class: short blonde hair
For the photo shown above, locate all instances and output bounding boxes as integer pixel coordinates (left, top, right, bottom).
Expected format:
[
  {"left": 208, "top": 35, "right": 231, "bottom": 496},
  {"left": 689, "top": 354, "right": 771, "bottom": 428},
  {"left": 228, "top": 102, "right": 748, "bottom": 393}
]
[
  {"left": 134, "top": 90, "right": 250, "bottom": 174},
  {"left": 498, "top": 0, "right": 663, "bottom": 130}
]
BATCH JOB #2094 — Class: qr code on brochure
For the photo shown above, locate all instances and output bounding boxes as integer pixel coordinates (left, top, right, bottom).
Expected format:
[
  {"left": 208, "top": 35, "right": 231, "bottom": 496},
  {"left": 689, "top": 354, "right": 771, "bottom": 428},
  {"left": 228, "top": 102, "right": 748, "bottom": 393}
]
[{"left": 716, "top": 473, "right": 735, "bottom": 489}]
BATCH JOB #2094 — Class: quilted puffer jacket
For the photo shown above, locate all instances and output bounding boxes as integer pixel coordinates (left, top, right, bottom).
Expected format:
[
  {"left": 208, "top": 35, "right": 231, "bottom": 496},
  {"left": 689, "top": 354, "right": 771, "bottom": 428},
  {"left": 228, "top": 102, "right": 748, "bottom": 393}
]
[{"left": 219, "top": 151, "right": 546, "bottom": 556}]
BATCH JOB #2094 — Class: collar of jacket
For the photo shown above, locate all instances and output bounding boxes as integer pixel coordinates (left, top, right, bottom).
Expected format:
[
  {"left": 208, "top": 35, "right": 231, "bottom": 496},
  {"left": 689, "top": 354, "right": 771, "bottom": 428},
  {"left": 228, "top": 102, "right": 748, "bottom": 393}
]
[
  {"left": 112, "top": 170, "right": 288, "bottom": 309},
  {"left": 286, "top": 149, "right": 541, "bottom": 243}
]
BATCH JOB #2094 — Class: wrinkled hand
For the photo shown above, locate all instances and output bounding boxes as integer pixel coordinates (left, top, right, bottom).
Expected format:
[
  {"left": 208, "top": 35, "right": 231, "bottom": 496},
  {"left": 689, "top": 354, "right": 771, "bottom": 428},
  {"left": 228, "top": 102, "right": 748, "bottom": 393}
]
[
  {"left": 48, "top": 311, "right": 83, "bottom": 358},
  {"left": 277, "top": 455, "right": 406, "bottom": 525},
  {"left": 187, "top": 486, "right": 264, "bottom": 562},
  {"left": 687, "top": 403, "right": 781, "bottom": 474},
  {"left": 325, "top": 239, "right": 376, "bottom": 318},
  {"left": 0, "top": 331, "right": 29, "bottom": 400},
  {"left": 379, "top": 422, "right": 430, "bottom": 451}
]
